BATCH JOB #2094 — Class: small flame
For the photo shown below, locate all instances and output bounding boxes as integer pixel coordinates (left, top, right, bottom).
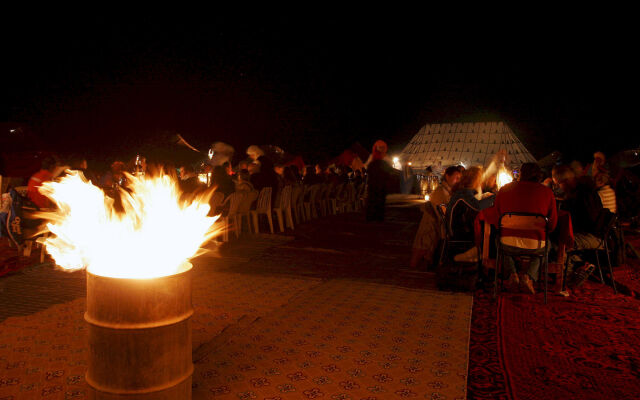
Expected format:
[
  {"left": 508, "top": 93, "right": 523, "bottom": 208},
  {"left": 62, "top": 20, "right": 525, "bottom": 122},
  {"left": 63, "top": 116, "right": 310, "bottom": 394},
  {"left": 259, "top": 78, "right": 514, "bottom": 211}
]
[
  {"left": 497, "top": 168, "right": 513, "bottom": 189},
  {"left": 37, "top": 171, "right": 219, "bottom": 279}
]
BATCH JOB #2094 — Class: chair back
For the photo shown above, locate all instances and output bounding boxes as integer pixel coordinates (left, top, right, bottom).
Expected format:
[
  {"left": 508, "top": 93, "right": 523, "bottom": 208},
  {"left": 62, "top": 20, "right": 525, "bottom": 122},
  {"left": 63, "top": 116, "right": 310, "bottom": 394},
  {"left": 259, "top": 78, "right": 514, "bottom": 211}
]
[
  {"left": 306, "top": 184, "right": 321, "bottom": 202},
  {"left": 238, "top": 191, "right": 258, "bottom": 213},
  {"left": 447, "top": 198, "right": 478, "bottom": 241},
  {"left": 498, "top": 212, "right": 550, "bottom": 249},
  {"left": 256, "top": 187, "right": 273, "bottom": 212},
  {"left": 226, "top": 192, "right": 244, "bottom": 216},
  {"left": 209, "top": 192, "right": 225, "bottom": 213},
  {"left": 277, "top": 185, "right": 292, "bottom": 209},
  {"left": 291, "top": 185, "right": 303, "bottom": 208}
]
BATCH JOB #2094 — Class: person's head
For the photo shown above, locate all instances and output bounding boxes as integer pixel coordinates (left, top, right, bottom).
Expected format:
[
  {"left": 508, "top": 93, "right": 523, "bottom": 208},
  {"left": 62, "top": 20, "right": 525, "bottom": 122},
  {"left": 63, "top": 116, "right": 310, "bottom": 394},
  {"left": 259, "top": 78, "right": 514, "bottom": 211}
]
[
  {"left": 274, "top": 164, "right": 285, "bottom": 176},
  {"left": 179, "top": 165, "right": 195, "bottom": 180},
  {"left": 246, "top": 145, "right": 264, "bottom": 161},
  {"left": 594, "top": 172, "right": 610, "bottom": 188},
  {"left": 593, "top": 151, "right": 606, "bottom": 165},
  {"left": 238, "top": 169, "right": 251, "bottom": 182},
  {"left": 454, "top": 166, "right": 483, "bottom": 192},
  {"left": 222, "top": 161, "right": 232, "bottom": 175},
  {"left": 213, "top": 165, "right": 227, "bottom": 180},
  {"left": 371, "top": 140, "right": 388, "bottom": 160},
  {"left": 569, "top": 160, "right": 584, "bottom": 177},
  {"left": 315, "top": 164, "right": 323, "bottom": 175},
  {"left": 283, "top": 166, "right": 297, "bottom": 183},
  {"left": 519, "top": 162, "right": 543, "bottom": 183},
  {"left": 305, "top": 166, "right": 316, "bottom": 177},
  {"left": 41, "top": 156, "right": 58, "bottom": 172},
  {"left": 68, "top": 155, "right": 87, "bottom": 170},
  {"left": 248, "top": 162, "right": 260, "bottom": 175},
  {"left": 111, "top": 161, "right": 125, "bottom": 175},
  {"left": 552, "top": 164, "right": 577, "bottom": 193},
  {"left": 443, "top": 166, "right": 462, "bottom": 187}
]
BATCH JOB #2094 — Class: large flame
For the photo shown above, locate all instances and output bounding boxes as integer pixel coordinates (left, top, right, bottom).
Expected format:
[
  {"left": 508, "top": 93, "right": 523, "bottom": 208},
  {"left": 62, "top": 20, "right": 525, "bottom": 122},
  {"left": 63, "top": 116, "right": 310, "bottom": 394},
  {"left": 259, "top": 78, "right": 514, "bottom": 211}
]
[
  {"left": 496, "top": 167, "right": 513, "bottom": 190},
  {"left": 37, "top": 171, "right": 219, "bottom": 279}
]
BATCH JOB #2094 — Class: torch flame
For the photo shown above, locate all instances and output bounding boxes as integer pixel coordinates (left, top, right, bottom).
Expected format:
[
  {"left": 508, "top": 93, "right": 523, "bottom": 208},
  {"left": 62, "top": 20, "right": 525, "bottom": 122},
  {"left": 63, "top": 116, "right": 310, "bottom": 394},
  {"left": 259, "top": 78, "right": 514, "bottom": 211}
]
[
  {"left": 496, "top": 167, "right": 513, "bottom": 190},
  {"left": 37, "top": 171, "right": 219, "bottom": 279}
]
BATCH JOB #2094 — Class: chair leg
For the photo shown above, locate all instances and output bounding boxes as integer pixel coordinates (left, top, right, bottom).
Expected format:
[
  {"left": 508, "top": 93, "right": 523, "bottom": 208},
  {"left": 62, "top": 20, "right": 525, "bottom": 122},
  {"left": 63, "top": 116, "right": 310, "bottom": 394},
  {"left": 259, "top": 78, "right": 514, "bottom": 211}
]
[
  {"left": 234, "top": 216, "right": 241, "bottom": 239},
  {"left": 605, "top": 240, "right": 617, "bottom": 294},
  {"left": 286, "top": 208, "right": 295, "bottom": 230},
  {"left": 266, "top": 212, "right": 274, "bottom": 234},
  {"left": 275, "top": 210, "right": 284, "bottom": 232},
  {"left": 251, "top": 212, "right": 259, "bottom": 234},
  {"left": 543, "top": 255, "right": 548, "bottom": 304},
  {"left": 595, "top": 250, "right": 605, "bottom": 284}
]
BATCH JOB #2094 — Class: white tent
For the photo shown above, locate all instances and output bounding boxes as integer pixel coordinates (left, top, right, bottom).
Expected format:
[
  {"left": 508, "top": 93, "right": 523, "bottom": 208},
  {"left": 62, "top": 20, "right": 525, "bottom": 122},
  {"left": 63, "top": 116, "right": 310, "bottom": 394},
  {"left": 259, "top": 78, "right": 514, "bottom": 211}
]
[{"left": 401, "top": 121, "right": 535, "bottom": 172}]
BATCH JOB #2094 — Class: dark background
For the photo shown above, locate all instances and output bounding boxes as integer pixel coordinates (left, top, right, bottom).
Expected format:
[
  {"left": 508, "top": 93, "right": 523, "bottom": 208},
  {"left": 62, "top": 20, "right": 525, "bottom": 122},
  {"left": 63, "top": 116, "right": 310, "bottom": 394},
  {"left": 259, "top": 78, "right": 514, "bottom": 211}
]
[{"left": 4, "top": 15, "right": 636, "bottom": 169}]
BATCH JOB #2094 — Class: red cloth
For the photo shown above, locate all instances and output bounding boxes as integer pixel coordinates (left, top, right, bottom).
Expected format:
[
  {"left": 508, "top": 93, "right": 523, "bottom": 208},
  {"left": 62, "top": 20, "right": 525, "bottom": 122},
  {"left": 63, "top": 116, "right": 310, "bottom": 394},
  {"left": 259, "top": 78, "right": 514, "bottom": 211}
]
[
  {"left": 27, "top": 169, "right": 53, "bottom": 208},
  {"left": 493, "top": 181, "right": 558, "bottom": 240}
]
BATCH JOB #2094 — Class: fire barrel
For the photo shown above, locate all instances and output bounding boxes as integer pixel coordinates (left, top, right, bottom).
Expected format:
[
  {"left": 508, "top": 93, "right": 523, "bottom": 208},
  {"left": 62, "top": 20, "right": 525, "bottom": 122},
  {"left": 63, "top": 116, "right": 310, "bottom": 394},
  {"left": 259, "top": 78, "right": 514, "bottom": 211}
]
[{"left": 85, "top": 263, "right": 193, "bottom": 400}]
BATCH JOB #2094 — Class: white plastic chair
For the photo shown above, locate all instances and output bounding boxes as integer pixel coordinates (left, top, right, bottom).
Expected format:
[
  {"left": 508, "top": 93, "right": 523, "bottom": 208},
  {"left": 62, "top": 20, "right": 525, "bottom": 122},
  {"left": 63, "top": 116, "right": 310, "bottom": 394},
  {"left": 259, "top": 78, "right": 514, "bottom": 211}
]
[
  {"left": 273, "top": 185, "right": 294, "bottom": 232},
  {"left": 251, "top": 187, "right": 274, "bottom": 234}
]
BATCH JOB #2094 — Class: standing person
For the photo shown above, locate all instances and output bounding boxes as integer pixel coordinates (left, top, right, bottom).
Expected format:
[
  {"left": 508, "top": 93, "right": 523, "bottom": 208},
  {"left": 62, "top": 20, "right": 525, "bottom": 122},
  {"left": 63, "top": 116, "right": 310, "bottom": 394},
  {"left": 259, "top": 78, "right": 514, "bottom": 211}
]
[
  {"left": 27, "top": 156, "right": 58, "bottom": 208},
  {"left": 410, "top": 166, "right": 461, "bottom": 269},
  {"left": 494, "top": 163, "right": 558, "bottom": 293},
  {"left": 365, "top": 140, "right": 394, "bottom": 222}
]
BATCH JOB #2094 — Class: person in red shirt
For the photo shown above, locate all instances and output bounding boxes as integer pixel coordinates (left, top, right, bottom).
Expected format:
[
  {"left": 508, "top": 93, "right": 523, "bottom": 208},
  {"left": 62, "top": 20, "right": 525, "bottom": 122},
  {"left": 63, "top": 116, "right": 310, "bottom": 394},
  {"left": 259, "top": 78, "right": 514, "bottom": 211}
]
[
  {"left": 494, "top": 162, "right": 557, "bottom": 293},
  {"left": 27, "top": 156, "right": 58, "bottom": 209}
]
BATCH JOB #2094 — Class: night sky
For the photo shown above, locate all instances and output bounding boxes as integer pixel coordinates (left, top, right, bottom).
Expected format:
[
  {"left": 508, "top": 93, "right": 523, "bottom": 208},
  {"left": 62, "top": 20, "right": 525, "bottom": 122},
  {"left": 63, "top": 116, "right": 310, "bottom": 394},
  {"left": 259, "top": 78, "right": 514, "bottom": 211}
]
[{"left": 5, "top": 16, "right": 635, "bottom": 167}]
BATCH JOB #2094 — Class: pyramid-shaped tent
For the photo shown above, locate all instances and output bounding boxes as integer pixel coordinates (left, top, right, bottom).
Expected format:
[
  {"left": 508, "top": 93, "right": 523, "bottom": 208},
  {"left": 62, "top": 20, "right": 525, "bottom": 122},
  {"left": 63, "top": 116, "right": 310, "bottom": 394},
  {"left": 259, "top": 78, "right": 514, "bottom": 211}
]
[{"left": 401, "top": 121, "right": 535, "bottom": 171}]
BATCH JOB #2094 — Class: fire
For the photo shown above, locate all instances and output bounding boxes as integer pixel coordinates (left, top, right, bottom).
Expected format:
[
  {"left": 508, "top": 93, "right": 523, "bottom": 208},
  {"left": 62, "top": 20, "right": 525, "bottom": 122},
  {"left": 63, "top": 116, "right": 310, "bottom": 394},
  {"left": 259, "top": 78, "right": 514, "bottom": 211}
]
[
  {"left": 496, "top": 168, "right": 513, "bottom": 189},
  {"left": 37, "top": 171, "right": 219, "bottom": 279}
]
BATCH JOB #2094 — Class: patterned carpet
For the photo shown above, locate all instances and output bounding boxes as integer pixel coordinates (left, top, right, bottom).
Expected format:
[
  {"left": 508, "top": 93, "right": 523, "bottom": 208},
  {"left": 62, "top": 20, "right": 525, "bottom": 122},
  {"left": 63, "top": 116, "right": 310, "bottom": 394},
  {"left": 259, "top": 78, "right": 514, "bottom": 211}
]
[
  {"left": 468, "top": 281, "right": 640, "bottom": 400},
  {"left": 192, "top": 280, "right": 473, "bottom": 400},
  {"left": 0, "top": 272, "right": 321, "bottom": 400}
]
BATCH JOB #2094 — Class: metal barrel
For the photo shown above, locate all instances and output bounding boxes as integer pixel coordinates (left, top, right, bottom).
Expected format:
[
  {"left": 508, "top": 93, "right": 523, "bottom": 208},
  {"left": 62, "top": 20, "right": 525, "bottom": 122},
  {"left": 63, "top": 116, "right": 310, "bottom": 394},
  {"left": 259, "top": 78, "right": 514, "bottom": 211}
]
[{"left": 85, "top": 263, "right": 193, "bottom": 400}]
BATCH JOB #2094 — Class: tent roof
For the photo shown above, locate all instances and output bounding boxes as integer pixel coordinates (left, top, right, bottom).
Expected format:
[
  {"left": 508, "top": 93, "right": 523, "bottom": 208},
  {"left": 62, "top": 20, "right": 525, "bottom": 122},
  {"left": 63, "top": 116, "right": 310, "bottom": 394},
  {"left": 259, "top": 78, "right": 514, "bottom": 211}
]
[{"left": 401, "top": 121, "right": 535, "bottom": 171}]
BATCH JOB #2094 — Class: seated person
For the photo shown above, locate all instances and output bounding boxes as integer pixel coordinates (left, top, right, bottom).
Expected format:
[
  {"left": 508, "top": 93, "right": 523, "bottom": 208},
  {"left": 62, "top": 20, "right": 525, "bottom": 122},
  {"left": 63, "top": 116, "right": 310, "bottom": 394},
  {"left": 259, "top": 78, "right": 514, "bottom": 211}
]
[
  {"left": 179, "top": 165, "right": 204, "bottom": 195},
  {"left": 410, "top": 166, "right": 461, "bottom": 269},
  {"left": 494, "top": 163, "right": 558, "bottom": 293},
  {"left": 212, "top": 166, "right": 235, "bottom": 198},
  {"left": 100, "top": 161, "right": 127, "bottom": 189},
  {"left": 595, "top": 172, "right": 616, "bottom": 214},
  {"left": 552, "top": 165, "right": 605, "bottom": 286},
  {"left": 27, "top": 156, "right": 58, "bottom": 209},
  {"left": 235, "top": 169, "right": 255, "bottom": 192},
  {"left": 445, "top": 166, "right": 495, "bottom": 261}
]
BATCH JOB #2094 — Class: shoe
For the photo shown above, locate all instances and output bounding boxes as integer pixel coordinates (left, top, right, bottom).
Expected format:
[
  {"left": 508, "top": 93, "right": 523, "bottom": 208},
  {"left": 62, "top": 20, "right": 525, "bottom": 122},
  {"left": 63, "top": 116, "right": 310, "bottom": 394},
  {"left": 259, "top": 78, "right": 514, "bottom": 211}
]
[
  {"left": 520, "top": 274, "right": 536, "bottom": 294},
  {"left": 572, "top": 263, "right": 595, "bottom": 287},
  {"left": 454, "top": 247, "right": 478, "bottom": 262},
  {"left": 504, "top": 273, "right": 520, "bottom": 292}
]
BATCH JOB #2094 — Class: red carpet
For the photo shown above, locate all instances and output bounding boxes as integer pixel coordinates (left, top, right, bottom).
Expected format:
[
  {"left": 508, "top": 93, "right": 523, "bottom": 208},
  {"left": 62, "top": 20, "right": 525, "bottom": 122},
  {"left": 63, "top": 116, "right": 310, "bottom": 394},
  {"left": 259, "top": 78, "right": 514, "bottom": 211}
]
[{"left": 469, "top": 281, "right": 640, "bottom": 400}]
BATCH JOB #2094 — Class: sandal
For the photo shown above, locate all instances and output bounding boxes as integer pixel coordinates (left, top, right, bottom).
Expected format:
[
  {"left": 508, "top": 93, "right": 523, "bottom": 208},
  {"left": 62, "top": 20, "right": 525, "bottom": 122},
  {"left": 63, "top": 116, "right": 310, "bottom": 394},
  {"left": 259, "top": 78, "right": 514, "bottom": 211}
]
[{"left": 572, "top": 263, "right": 595, "bottom": 287}]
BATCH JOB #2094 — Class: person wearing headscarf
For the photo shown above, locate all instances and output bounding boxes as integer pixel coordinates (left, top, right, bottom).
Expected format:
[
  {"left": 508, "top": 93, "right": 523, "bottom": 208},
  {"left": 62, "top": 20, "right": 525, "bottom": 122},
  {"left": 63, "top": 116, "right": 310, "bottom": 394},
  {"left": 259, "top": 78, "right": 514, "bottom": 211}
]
[{"left": 365, "top": 140, "right": 394, "bottom": 222}]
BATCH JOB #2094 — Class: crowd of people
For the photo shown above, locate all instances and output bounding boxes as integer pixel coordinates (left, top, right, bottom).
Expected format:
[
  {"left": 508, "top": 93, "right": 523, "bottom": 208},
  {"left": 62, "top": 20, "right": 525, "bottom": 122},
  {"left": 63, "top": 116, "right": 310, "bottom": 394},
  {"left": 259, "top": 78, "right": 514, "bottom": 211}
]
[
  {"left": 411, "top": 150, "right": 638, "bottom": 295},
  {"left": 3, "top": 141, "right": 638, "bottom": 296}
]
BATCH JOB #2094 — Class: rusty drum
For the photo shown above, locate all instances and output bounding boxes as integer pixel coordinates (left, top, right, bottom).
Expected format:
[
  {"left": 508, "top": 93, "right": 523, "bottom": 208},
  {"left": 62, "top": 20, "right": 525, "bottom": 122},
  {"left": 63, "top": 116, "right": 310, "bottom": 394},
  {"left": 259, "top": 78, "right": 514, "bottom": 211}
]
[{"left": 85, "top": 263, "right": 193, "bottom": 399}]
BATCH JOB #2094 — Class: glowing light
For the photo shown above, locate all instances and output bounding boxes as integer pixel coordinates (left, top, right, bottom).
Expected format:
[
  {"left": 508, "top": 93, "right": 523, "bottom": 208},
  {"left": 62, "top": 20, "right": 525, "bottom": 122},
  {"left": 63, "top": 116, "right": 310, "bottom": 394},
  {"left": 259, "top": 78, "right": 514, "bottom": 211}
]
[
  {"left": 460, "top": 162, "right": 466, "bottom": 168},
  {"left": 408, "top": 162, "right": 412, "bottom": 166},
  {"left": 496, "top": 167, "right": 513, "bottom": 189},
  {"left": 392, "top": 156, "right": 401, "bottom": 170},
  {"left": 198, "top": 174, "right": 208, "bottom": 184},
  {"left": 38, "top": 171, "right": 219, "bottom": 279},
  {"left": 208, "top": 149, "right": 214, "bottom": 160},
  {"left": 424, "top": 194, "right": 430, "bottom": 201}
]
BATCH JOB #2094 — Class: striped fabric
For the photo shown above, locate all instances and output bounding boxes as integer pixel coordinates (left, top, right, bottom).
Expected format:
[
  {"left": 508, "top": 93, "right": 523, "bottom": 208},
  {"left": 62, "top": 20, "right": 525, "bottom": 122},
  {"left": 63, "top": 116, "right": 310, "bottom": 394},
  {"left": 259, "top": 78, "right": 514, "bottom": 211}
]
[{"left": 598, "top": 185, "right": 617, "bottom": 214}]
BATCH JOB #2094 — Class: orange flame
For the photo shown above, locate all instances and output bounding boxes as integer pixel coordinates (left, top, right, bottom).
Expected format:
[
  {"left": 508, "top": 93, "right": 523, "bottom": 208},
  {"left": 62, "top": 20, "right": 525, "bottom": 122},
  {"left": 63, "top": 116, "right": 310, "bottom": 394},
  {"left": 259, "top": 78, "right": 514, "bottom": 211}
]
[
  {"left": 37, "top": 170, "right": 219, "bottom": 279},
  {"left": 496, "top": 167, "right": 513, "bottom": 190}
]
